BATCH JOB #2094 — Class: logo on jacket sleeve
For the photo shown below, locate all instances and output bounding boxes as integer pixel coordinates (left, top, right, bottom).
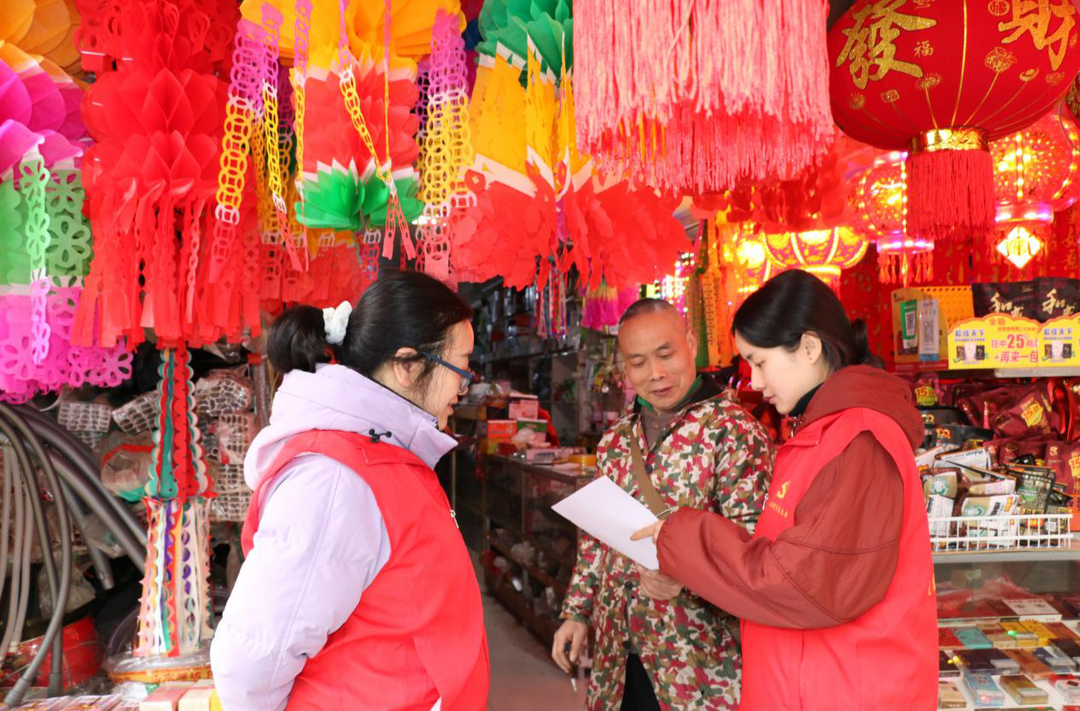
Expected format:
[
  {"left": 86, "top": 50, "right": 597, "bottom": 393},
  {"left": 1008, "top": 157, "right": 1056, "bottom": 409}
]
[{"left": 776, "top": 481, "right": 791, "bottom": 499}]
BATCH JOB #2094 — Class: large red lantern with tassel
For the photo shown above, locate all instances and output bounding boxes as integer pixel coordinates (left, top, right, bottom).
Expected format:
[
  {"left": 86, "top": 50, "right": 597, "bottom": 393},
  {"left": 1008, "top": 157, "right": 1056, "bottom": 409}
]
[
  {"left": 991, "top": 106, "right": 1080, "bottom": 268},
  {"left": 761, "top": 227, "right": 869, "bottom": 289},
  {"left": 829, "top": 0, "right": 1080, "bottom": 245},
  {"left": 855, "top": 151, "right": 934, "bottom": 285}
]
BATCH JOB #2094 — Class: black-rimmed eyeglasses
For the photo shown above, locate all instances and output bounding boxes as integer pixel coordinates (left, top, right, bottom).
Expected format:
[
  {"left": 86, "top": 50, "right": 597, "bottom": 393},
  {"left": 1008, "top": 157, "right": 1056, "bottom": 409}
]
[{"left": 421, "top": 352, "right": 475, "bottom": 396}]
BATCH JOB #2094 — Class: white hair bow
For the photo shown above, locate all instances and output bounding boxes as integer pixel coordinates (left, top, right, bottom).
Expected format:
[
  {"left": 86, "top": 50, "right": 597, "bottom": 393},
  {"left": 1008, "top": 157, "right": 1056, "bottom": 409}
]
[{"left": 323, "top": 301, "right": 353, "bottom": 345}]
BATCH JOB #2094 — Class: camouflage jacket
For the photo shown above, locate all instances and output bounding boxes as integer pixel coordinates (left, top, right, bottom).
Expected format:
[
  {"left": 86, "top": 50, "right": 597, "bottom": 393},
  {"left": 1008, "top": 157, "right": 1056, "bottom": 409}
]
[{"left": 561, "top": 380, "right": 772, "bottom": 710}]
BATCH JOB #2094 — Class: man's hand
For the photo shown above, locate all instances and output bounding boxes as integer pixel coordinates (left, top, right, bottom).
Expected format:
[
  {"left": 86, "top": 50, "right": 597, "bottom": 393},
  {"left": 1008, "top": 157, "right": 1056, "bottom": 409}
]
[
  {"left": 635, "top": 565, "right": 683, "bottom": 600},
  {"left": 552, "top": 619, "right": 588, "bottom": 674}
]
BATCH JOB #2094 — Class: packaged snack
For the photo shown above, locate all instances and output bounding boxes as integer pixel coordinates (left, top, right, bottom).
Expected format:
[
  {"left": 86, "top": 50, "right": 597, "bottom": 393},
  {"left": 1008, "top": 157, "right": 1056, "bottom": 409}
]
[
  {"left": 1048, "top": 442, "right": 1080, "bottom": 495},
  {"left": 994, "top": 386, "right": 1055, "bottom": 438},
  {"left": 937, "top": 447, "right": 993, "bottom": 473},
  {"left": 960, "top": 386, "right": 1014, "bottom": 428},
  {"left": 1010, "top": 465, "right": 1057, "bottom": 514},
  {"left": 1036, "top": 277, "right": 1080, "bottom": 321},
  {"left": 973, "top": 281, "right": 1039, "bottom": 320}
]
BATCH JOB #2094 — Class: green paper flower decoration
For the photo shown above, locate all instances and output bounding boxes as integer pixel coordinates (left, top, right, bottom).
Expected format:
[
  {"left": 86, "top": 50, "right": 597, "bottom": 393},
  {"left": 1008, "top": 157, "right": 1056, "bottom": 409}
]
[{"left": 477, "top": 0, "right": 573, "bottom": 78}]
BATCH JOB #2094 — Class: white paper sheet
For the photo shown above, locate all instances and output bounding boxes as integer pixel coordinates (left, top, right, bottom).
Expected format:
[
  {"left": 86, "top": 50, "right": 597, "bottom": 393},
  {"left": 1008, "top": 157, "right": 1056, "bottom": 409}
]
[{"left": 551, "top": 476, "right": 660, "bottom": 570}]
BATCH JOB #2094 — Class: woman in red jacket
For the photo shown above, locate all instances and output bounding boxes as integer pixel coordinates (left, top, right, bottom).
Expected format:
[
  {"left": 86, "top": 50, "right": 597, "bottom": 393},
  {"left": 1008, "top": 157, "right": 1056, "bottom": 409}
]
[{"left": 634, "top": 269, "right": 936, "bottom": 711}]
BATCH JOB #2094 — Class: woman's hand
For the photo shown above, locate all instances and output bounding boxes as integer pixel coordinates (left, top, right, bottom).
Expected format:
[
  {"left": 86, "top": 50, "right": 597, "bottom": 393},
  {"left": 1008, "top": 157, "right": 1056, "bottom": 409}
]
[{"left": 631, "top": 520, "right": 665, "bottom": 545}]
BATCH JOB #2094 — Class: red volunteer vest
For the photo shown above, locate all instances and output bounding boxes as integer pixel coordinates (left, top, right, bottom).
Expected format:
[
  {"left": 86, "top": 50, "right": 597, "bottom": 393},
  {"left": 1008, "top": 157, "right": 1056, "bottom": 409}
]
[
  {"left": 241, "top": 430, "right": 490, "bottom": 711},
  {"left": 740, "top": 408, "right": 937, "bottom": 711}
]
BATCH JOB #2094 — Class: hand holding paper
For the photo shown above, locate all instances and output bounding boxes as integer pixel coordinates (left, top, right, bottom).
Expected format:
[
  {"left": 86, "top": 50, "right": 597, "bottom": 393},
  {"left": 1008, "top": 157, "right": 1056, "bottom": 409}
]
[{"left": 551, "top": 476, "right": 660, "bottom": 570}]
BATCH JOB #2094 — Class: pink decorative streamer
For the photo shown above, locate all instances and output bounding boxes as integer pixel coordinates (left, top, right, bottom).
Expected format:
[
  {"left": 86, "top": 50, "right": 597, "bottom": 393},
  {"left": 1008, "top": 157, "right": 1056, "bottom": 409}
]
[
  {"left": 574, "top": 0, "right": 834, "bottom": 193},
  {"left": 0, "top": 287, "right": 133, "bottom": 404}
]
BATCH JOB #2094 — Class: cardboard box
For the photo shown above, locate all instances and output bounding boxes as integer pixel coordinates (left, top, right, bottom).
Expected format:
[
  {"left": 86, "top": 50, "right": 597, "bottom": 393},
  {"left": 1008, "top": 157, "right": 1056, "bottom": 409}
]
[
  {"left": 485, "top": 420, "right": 518, "bottom": 439},
  {"left": 516, "top": 419, "right": 548, "bottom": 435},
  {"left": 508, "top": 398, "right": 540, "bottom": 420}
]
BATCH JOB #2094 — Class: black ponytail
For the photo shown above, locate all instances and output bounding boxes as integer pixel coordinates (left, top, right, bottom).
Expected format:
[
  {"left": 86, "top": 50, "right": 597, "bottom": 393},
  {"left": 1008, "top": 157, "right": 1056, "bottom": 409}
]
[
  {"left": 850, "top": 317, "right": 885, "bottom": 369},
  {"left": 268, "top": 305, "right": 335, "bottom": 374},
  {"left": 267, "top": 270, "right": 474, "bottom": 387},
  {"left": 733, "top": 269, "right": 884, "bottom": 371}
]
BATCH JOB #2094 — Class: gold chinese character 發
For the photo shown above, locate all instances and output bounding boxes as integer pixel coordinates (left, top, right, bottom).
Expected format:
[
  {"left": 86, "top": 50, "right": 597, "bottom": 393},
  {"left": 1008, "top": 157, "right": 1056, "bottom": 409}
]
[
  {"left": 998, "top": 0, "right": 1078, "bottom": 72},
  {"left": 836, "top": 0, "right": 938, "bottom": 90}
]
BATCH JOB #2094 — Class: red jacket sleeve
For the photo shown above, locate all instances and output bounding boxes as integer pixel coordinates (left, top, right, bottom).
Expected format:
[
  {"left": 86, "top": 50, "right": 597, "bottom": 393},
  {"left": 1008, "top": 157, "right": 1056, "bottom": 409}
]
[{"left": 657, "top": 432, "right": 904, "bottom": 630}]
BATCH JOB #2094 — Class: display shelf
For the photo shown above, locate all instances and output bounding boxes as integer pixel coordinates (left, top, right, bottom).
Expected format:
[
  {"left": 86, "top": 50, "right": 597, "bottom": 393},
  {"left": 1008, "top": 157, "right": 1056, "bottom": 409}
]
[
  {"left": 483, "top": 454, "right": 590, "bottom": 652},
  {"left": 942, "top": 674, "right": 1075, "bottom": 709},
  {"left": 488, "top": 575, "right": 561, "bottom": 647},
  {"left": 488, "top": 511, "right": 523, "bottom": 537},
  {"left": 489, "top": 536, "right": 568, "bottom": 596},
  {"left": 933, "top": 534, "right": 1080, "bottom": 564}
]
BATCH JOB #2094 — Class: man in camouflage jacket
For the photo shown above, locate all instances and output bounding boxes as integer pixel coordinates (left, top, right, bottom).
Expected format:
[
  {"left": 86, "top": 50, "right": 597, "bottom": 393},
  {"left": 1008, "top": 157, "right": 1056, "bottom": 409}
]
[{"left": 553, "top": 299, "right": 772, "bottom": 710}]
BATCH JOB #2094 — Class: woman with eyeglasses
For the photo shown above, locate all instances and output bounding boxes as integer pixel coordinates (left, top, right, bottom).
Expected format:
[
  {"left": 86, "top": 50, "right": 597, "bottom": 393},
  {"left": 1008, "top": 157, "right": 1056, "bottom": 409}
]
[{"left": 211, "top": 270, "right": 488, "bottom": 711}]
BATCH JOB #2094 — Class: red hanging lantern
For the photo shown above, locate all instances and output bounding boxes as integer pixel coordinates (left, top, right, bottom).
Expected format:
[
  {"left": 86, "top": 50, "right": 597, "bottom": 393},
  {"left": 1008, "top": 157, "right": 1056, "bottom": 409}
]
[
  {"left": 991, "top": 106, "right": 1080, "bottom": 268},
  {"left": 761, "top": 227, "right": 869, "bottom": 289},
  {"left": 829, "top": 0, "right": 1080, "bottom": 245},
  {"left": 855, "top": 151, "right": 934, "bottom": 285}
]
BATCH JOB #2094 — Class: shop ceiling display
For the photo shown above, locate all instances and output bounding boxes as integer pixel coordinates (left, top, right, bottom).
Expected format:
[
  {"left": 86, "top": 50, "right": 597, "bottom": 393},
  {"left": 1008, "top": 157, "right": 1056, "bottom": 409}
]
[
  {"left": 829, "top": 0, "right": 1080, "bottom": 246},
  {"left": 989, "top": 106, "right": 1080, "bottom": 269},
  {"left": 452, "top": 0, "right": 691, "bottom": 292},
  {"left": 574, "top": 0, "right": 835, "bottom": 194},
  {"left": 0, "top": 0, "right": 134, "bottom": 404}
]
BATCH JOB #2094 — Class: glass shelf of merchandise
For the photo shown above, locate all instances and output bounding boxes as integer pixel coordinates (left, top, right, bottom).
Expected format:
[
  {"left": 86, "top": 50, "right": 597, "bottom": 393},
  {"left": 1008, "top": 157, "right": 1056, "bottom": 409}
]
[
  {"left": 481, "top": 455, "right": 592, "bottom": 650},
  {"left": 935, "top": 533, "right": 1080, "bottom": 709}
]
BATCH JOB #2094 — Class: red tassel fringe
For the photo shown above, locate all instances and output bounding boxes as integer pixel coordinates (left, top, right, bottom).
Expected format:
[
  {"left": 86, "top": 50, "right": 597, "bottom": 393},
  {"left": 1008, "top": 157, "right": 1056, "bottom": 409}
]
[{"left": 907, "top": 149, "right": 995, "bottom": 242}]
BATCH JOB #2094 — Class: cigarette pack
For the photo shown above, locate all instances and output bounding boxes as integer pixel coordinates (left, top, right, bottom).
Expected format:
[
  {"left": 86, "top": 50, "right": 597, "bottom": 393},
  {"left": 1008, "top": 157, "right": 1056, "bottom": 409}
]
[
  {"left": 1054, "top": 674, "right": 1080, "bottom": 703},
  {"left": 999, "top": 674, "right": 1049, "bottom": 705},
  {"left": 1022, "top": 620, "right": 1058, "bottom": 643},
  {"left": 961, "top": 669, "right": 1005, "bottom": 706},
  {"left": 956, "top": 626, "right": 993, "bottom": 649},
  {"left": 1034, "top": 644, "right": 1077, "bottom": 673},
  {"left": 1003, "top": 648, "right": 1054, "bottom": 679},
  {"left": 1000, "top": 621, "right": 1040, "bottom": 647},
  {"left": 939, "top": 627, "right": 964, "bottom": 649},
  {"left": 938, "top": 680, "right": 966, "bottom": 709}
]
